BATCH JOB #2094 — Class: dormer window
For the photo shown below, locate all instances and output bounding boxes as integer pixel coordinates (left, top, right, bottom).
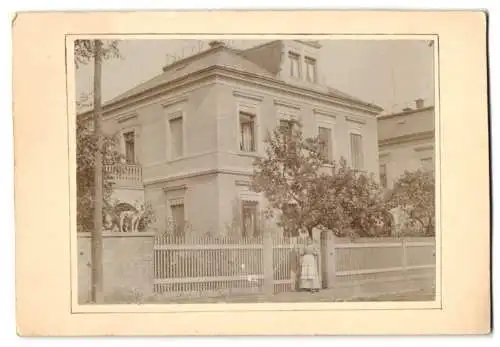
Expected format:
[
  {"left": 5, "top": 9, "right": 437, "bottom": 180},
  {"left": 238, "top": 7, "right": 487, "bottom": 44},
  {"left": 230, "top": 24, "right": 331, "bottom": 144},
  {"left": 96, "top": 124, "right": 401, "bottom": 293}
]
[
  {"left": 305, "top": 57, "right": 317, "bottom": 82},
  {"left": 289, "top": 52, "right": 301, "bottom": 78}
]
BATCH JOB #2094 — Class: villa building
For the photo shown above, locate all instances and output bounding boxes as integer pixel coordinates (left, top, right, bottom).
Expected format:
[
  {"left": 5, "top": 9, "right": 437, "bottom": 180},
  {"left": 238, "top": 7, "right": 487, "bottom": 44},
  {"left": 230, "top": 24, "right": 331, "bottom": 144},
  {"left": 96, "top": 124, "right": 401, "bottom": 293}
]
[
  {"left": 81, "top": 40, "right": 383, "bottom": 236},
  {"left": 377, "top": 99, "right": 435, "bottom": 190}
]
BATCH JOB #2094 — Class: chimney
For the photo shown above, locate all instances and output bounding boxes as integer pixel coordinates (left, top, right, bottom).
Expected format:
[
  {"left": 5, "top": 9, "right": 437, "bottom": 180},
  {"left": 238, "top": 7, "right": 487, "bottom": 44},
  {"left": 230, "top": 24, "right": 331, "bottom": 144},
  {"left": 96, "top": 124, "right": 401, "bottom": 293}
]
[
  {"left": 415, "top": 98, "right": 424, "bottom": 109},
  {"left": 208, "top": 40, "right": 225, "bottom": 49}
]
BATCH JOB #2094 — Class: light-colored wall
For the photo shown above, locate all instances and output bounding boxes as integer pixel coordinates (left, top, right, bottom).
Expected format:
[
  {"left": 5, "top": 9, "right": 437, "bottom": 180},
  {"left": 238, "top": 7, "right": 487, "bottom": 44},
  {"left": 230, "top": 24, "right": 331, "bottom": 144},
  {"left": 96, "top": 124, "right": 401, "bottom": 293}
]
[
  {"left": 144, "top": 173, "right": 220, "bottom": 234},
  {"left": 77, "top": 232, "right": 155, "bottom": 303},
  {"left": 378, "top": 107, "right": 435, "bottom": 188},
  {"left": 378, "top": 107, "right": 434, "bottom": 142},
  {"left": 215, "top": 80, "right": 379, "bottom": 176},
  {"left": 102, "top": 72, "right": 379, "bottom": 236},
  {"left": 379, "top": 138, "right": 434, "bottom": 188}
]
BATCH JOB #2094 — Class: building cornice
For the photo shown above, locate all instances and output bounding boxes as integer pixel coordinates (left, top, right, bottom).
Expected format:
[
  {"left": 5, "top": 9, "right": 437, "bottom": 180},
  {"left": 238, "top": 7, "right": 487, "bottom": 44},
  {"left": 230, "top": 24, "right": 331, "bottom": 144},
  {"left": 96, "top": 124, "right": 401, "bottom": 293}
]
[
  {"left": 232, "top": 90, "right": 265, "bottom": 102},
  {"left": 161, "top": 95, "right": 189, "bottom": 108},
  {"left": 313, "top": 107, "right": 336, "bottom": 117},
  {"left": 414, "top": 145, "right": 434, "bottom": 152},
  {"left": 379, "top": 131, "right": 435, "bottom": 147},
  {"left": 162, "top": 184, "right": 188, "bottom": 193},
  {"left": 377, "top": 106, "right": 435, "bottom": 120},
  {"left": 117, "top": 112, "right": 138, "bottom": 123},
  {"left": 144, "top": 168, "right": 253, "bottom": 186},
  {"left": 79, "top": 65, "right": 382, "bottom": 120},
  {"left": 274, "top": 99, "right": 301, "bottom": 110},
  {"left": 216, "top": 67, "right": 383, "bottom": 115},
  {"left": 346, "top": 115, "right": 367, "bottom": 125}
]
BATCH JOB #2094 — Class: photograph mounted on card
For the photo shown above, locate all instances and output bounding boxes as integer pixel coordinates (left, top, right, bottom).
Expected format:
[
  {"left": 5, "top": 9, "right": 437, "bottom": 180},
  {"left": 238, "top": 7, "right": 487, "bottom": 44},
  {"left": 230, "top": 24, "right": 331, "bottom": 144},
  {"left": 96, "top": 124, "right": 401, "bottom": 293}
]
[{"left": 13, "top": 11, "right": 490, "bottom": 335}]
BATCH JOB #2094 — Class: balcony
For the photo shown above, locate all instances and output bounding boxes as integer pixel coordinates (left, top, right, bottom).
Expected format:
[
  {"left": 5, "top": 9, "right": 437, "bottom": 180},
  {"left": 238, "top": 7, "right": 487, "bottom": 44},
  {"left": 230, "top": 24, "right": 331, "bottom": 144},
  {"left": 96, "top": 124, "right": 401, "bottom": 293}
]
[{"left": 104, "top": 164, "right": 143, "bottom": 187}]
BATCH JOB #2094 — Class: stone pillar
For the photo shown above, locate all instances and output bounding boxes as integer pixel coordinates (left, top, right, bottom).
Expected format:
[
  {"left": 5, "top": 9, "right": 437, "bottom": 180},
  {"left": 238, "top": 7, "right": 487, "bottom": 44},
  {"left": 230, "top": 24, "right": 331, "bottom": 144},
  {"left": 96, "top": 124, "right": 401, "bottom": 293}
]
[{"left": 320, "top": 230, "right": 336, "bottom": 289}]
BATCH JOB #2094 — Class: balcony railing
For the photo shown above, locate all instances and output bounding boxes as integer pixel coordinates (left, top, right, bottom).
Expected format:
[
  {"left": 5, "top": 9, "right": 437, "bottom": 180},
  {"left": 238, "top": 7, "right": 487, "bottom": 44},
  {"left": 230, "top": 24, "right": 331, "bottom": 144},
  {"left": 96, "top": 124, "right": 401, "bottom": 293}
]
[{"left": 104, "top": 164, "right": 142, "bottom": 186}]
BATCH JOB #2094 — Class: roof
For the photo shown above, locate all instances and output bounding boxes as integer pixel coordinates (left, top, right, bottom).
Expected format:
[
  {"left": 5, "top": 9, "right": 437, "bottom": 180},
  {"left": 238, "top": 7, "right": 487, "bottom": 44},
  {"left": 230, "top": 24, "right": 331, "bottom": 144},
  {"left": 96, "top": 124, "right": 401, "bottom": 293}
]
[
  {"left": 377, "top": 106, "right": 435, "bottom": 143},
  {"left": 105, "top": 45, "right": 274, "bottom": 106},
  {"left": 87, "top": 41, "right": 382, "bottom": 114}
]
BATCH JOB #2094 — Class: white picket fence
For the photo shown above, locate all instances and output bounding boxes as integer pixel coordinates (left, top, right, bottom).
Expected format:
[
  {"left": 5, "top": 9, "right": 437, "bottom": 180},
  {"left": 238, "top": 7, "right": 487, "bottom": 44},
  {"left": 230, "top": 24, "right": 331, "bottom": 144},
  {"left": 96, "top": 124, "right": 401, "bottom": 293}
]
[
  {"left": 153, "top": 234, "right": 310, "bottom": 297},
  {"left": 333, "top": 238, "right": 436, "bottom": 296},
  {"left": 153, "top": 233, "right": 435, "bottom": 299}
]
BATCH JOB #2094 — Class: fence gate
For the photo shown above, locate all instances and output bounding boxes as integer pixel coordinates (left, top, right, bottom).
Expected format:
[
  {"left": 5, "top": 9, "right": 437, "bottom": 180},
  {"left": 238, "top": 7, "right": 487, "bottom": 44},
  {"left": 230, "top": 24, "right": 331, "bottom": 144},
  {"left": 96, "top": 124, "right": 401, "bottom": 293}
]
[{"left": 153, "top": 233, "right": 321, "bottom": 299}]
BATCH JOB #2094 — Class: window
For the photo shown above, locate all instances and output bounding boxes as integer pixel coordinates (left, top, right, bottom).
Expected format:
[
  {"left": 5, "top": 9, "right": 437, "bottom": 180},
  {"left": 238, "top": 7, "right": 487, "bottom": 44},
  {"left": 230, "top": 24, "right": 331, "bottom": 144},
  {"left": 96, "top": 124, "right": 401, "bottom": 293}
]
[
  {"left": 239, "top": 112, "right": 256, "bottom": 152},
  {"left": 279, "top": 119, "right": 294, "bottom": 135},
  {"left": 170, "top": 203, "right": 185, "bottom": 236},
  {"left": 123, "top": 131, "right": 135, "bottom": 164},
  {"left": 289, "top": 52, "right": 301, "bottom": 78},
  {"left": 242, "top": 201, "right": 258, "bottom": 237},
  {"left": 169, "top": 115, "right": 183, "bottom": 159},
  {"left": 305, "top": 57, "right": 317, "bottom": 82},
  {"left": 380, "top": 164, "right": 388, "bottom": 188},
  {"left": 421, "top": 157, "right": 434, "bottom": 172},
  {"left": 318, "top": 126, "right": 332, "bottom": 161},
  {"left": 350, "top": 133, "right": 364, "bottom": 170}
]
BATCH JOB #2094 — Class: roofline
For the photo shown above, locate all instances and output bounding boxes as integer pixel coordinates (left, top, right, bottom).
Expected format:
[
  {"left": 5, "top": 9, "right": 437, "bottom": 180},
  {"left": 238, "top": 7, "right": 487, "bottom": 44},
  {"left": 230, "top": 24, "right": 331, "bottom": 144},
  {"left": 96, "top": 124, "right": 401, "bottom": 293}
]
[
  {"left": 161, "top": 43, "right": 224, "bottom": 73},
  {"left": 377, "top": 105, "right": 435, "bottom": 120},
  {"left": 217, "top": 67, "right": 382, "bottom": 114},
  {"left": 238, "top": 40, "right": 281, "bottom": 54},
  {"left": 294, "top": 39, "right": 322, "bottom": 49},
  {"left": 79, "top": 65, "right": 382, "bottom": 118},
  {"left": 378, "top": 130, "right": 434, "bottom": 147}
]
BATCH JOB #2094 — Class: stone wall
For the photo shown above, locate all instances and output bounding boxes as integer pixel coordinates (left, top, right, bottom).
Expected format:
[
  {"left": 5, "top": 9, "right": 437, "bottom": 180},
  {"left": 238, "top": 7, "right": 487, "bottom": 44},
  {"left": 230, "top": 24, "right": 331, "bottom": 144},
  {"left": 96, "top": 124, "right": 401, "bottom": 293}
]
[{"left": 77, "top": 232, "right": 155, "bottom": 303}]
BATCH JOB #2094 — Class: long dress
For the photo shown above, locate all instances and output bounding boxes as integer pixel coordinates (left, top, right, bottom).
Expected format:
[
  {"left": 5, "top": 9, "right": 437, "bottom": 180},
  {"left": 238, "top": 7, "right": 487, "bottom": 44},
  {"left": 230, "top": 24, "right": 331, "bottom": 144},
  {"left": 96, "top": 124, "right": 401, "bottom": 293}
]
[{"left": 299, "top": 243, "right": 321, "bottom": 290}]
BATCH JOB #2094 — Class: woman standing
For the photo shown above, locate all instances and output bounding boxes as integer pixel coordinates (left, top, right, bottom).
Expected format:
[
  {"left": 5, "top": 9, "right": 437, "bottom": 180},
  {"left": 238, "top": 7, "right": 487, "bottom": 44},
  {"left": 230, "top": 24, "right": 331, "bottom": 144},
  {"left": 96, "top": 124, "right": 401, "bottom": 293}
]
[{"left": 299, "top": 237, "right": 321, "bottom": 293}]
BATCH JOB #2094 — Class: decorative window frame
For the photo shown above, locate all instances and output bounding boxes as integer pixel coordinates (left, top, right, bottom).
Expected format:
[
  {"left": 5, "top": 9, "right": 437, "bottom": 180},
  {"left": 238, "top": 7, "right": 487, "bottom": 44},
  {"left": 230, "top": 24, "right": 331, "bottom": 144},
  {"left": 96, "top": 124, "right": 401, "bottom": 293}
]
[
  {"left": 163, "top": 97, "right": 188, "bottom": 162},
  {"left": 118, "top": 126, "right": 140, "bottom": 164},
  {"left": 348, "top": 129, "right": 364, "bottom": 171},
  {"left": 163, "top": 184, "right": 188, "bottom": 228},
  {"left": 234, "top": 91, "right": 263, "bottom": 156},
  {"left": 304, "top": 56, "right": 318, "bottom": 83},
  {"left": 413, "top": 145, "right": 435, "bottom": 169},
  {"left": 314, "top": 109, "right": 336, "bottom": 162},
  {"left": 236, "top": 180, "right": 262, "bottom": 237},
  {"left": 288, "top": 51, "right": 302, "bottom": 79},
  {"left": 347, "top": 115, "right": 365, "bottom": 170},
  {"left": 274, "top": 100, "right": 300, "bottom": 129},
  {"left": 236, "top": 180, "right": 262, "bottom": 203}
]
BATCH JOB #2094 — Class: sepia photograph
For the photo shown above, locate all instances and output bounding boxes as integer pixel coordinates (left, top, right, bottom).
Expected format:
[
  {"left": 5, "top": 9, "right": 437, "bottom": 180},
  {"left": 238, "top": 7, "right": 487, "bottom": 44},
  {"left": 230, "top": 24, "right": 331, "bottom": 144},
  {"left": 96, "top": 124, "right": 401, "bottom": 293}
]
[
  {"left": 13, "top": 9, "right": 490, "bottom": 335},
  {"left": 74, "top": 37, "right": 437, "bottom": 305}
]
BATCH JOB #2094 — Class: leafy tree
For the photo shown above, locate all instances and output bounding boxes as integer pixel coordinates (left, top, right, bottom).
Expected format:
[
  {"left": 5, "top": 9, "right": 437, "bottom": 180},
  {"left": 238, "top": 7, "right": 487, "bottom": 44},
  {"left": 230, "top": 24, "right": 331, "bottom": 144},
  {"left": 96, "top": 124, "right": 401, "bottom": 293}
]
[
  {"left": 319, "top": 159, "right": 391, "bottom": 238},
  {"left": 251, "top": 121, "right": 327, "bottom": 237},
  {"left": 387, "top": 169, "right": 435, "bottom": 236},
  {"left": 75, "top": 40, "right": 154, "bottom": 233},
  {"left": 252, "top": 122, "right": 389, "bottom": 238},
  {"left": 74, "top": 40, "right": 122, "bottom": 69},
  {"left": 76, "top": 99, "right": 123, "bottom": 232}
]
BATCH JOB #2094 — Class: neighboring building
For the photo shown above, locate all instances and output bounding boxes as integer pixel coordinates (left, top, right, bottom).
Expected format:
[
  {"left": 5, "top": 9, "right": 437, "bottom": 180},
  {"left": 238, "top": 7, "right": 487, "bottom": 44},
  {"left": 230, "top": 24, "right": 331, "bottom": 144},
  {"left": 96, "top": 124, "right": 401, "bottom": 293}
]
[
  {"left": 80, "top": 40, "right": 383, "bottom": 236},
  {"left": 377, "top": 99, "right": 435, "bottom": 190}
]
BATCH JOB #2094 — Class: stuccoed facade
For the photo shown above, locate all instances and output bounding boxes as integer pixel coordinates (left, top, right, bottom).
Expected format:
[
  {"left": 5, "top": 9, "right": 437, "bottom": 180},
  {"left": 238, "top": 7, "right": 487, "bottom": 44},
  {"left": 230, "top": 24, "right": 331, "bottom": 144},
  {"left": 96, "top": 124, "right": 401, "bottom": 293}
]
[
  {"left": 82, "top": 40, "right": 383, "bottom": 236},
  {"left": 378, "top": 101, "right": 435, "bottom": 190}
]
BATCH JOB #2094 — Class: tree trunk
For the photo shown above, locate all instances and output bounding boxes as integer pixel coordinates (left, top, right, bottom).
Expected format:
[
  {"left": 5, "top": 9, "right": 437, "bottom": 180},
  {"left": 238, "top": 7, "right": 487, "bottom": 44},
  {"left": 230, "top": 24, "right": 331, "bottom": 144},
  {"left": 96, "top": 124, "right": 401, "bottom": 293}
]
[{"left": 91, "top": 39, "right": 104, "bottom": 303}]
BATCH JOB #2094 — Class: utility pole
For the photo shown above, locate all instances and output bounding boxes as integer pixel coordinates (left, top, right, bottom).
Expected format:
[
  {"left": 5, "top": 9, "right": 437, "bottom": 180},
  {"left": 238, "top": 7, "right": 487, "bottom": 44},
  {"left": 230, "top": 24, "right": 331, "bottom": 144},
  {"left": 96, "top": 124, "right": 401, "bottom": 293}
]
[{"left": 91, "top": 39, "right": 104, "bottom": 303}]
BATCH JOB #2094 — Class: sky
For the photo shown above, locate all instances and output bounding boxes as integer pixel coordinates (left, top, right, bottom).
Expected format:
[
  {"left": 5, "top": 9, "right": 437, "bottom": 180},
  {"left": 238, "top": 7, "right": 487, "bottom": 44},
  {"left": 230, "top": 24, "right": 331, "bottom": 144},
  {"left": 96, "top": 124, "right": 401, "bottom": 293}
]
[{"left": 75, "top": 39, "right": 435, "bottom": 114}]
